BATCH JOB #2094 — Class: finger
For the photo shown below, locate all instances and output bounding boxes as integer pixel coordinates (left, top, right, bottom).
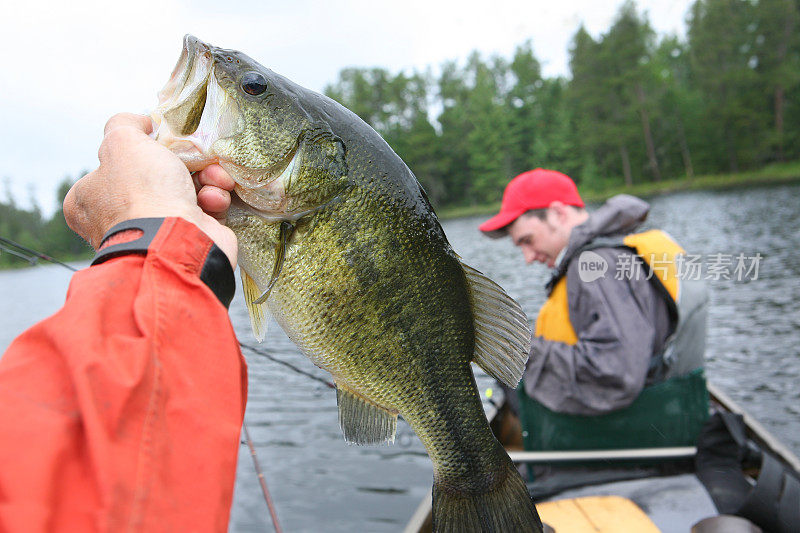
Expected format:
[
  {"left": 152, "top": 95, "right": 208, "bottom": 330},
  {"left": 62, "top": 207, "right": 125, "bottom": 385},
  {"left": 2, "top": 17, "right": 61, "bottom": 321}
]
[
  {"left": 197, "top": 185, "right": 231, "bottom": 215},
  {"left": 195, "top": 164, "right": 235, "bottom": 191},
  {"left": 97, "top": 116, "right": 154, "bottom": 163},
  {"left": 103, "top": 112, "right": 153, "bottom": 136}
]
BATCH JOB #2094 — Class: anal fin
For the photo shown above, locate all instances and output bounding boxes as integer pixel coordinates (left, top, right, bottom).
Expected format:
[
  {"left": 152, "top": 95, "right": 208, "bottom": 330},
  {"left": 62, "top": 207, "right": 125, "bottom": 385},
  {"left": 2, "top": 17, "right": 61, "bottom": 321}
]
[
  {"left": 241, "top": 269, "right": 270, "bottom": 342},
  {"left": 335, "top": 382, "right": 397, "bottom": 445}
]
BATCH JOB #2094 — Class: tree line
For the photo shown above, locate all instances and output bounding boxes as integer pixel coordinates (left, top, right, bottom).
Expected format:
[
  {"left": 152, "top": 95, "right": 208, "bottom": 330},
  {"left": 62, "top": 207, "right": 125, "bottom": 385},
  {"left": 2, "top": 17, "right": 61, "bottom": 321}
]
[
  {"left": 2, "top": 0, "right": 799, "bottom": 267},
  {"left": 324, "top": 0, "right": 800, "bottom": 206}
]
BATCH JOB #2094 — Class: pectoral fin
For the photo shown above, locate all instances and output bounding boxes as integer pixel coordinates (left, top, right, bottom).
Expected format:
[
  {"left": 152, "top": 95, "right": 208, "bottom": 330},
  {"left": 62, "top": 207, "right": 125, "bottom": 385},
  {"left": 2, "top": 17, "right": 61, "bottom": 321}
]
[
  {"left": 335, "top": 382, "right": 397, "bottom": 445},
  {"left": 253, "top": 221, "right": 295, "bottom": 305},
  {"left": 462, "top": 263, "right": 531, "bottom": 388},
  {"left": 242, "top": 269, "right": 270, "bottom": 342}
]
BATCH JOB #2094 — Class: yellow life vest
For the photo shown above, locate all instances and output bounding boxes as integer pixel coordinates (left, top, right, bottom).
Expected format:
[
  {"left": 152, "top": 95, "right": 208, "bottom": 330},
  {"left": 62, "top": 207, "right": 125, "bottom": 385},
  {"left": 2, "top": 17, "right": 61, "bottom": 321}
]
[{"left": 534, "top": 229, "right": 685, "bottom": 346}]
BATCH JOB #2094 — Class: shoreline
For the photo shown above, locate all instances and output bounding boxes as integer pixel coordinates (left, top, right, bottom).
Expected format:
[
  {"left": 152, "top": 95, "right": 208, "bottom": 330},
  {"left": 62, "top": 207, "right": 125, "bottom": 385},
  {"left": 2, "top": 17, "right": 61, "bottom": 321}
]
[
  {"left": 3, "top": 164, "right": 800, "bottom": 270},
  {"left": 435, "top": 163, "right": 800, "bottom": 220}
]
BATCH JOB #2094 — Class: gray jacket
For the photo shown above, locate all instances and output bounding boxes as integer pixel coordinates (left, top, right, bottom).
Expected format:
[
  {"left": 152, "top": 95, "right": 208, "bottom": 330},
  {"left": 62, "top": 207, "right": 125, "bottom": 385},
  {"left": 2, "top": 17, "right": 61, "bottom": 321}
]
[{"left": 524, "top": 195, "right": 675, "bottom": 415}]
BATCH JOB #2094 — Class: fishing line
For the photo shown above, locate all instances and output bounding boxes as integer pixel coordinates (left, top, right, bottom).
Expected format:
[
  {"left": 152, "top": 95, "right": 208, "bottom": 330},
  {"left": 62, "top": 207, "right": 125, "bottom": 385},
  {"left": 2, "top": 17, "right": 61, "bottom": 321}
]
[
  {"left": 239, "top": 340, "right": 416, "bottom": 430},
  {"left": 239, "top": 340, "right": 335, "bottom": 389}
]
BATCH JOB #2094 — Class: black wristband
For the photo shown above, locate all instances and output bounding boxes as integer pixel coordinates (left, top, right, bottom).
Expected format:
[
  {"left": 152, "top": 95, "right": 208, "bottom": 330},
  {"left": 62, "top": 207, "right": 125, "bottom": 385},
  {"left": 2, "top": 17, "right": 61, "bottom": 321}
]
[
  {"left": 91, "top": 218, "right": 165, "bottom": 266},
  {"left": 91, "top": 217, "right": 236, "bottom": 308},
  {"left": 201, "top": 244, "right": 236, "bottom": 308}
]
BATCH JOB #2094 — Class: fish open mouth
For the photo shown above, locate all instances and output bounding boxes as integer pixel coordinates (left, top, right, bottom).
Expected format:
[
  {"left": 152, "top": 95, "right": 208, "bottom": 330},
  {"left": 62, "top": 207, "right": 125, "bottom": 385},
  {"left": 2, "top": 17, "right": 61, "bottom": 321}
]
[
  {"left": 151, "top": 35, "right": 240, "bottom": 172},
  {"left": 152, "top": 35, "right": 307, "bottom": 218}
]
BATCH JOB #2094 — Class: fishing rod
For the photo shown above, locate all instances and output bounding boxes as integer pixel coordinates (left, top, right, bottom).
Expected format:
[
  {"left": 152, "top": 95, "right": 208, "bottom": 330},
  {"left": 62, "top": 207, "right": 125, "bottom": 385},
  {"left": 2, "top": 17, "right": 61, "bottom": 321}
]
[
  {"left": 0, "top": 236, "right": 78, "bottom": 271},
  {"left": 0, "top": 242, "right": 36, "bottom": 263},
  {"left": 243, "top": 422, "right": 283, "bottom": 533}
]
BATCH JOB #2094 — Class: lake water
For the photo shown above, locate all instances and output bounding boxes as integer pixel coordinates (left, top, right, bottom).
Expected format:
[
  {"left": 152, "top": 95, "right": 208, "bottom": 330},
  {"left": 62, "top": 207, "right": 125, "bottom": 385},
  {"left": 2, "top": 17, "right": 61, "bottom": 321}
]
[{"left": 1, "top": 183, "right": 799, "bottom": 532}]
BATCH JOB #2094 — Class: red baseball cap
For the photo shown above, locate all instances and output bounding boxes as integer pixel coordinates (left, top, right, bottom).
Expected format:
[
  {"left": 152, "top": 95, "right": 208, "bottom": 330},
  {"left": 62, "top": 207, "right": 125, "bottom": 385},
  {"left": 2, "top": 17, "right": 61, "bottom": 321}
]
[{"left": 479, "top": 168, "right": 584, "bottom": 236}]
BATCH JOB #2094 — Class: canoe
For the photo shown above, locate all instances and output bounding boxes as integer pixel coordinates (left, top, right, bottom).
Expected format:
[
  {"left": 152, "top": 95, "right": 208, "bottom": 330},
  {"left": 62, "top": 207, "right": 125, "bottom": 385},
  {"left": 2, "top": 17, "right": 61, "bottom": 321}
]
[{"left": 402, "top": 381, "right": 800, "bottom": 532}]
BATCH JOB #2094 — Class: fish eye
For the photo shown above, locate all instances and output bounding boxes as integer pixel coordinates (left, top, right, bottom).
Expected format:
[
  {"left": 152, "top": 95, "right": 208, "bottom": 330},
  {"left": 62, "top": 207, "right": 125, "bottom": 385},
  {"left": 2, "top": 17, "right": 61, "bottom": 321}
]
[{"left": 241, "top": 72, "right": 268, "bottom": 96}]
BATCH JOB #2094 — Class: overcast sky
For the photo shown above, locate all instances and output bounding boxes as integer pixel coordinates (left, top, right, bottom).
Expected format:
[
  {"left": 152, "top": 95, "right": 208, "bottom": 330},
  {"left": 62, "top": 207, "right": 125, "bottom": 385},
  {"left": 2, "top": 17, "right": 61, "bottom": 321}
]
[{"left": 1, "top": 0, "right": 693, "bottom": 215}]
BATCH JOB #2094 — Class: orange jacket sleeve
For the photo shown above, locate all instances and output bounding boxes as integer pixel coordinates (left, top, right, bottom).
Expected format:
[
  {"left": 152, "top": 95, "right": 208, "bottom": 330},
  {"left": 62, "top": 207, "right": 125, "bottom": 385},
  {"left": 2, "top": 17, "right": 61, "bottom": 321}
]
[{"left": 0, "top": 217, "right": 247, "bottom": 533}]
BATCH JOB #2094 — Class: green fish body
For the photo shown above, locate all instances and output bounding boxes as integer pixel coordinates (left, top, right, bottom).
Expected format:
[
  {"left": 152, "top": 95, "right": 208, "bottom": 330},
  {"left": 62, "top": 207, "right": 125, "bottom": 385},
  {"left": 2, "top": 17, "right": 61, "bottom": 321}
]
[{"left": 153, "top": 35, "right": 541, "bottom": 533}]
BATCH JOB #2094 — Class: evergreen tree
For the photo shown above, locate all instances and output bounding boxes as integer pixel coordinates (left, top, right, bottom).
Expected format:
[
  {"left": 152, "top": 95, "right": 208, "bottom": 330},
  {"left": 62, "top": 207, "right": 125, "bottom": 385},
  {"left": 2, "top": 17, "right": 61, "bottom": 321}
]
[
  {"left": 688, "top": 0, "right": 764, "bottom": 171},
  {"left": 506, "top": 41, "right": 543, "bottom": 174},
  {"left": 652, "top": 36, "right": 700, "bottom": 178},
  {"left": 436, "top": 60, "right": 475, "bottom": 205},
  {"left": 753, "top": 0, "right": 800, "bottom": 161},
  {"left": 568, "top": 26, "right": 614, "bottom": 186},
  {"left": 463, "top": 52, "right": 514, "bottom": 203}
]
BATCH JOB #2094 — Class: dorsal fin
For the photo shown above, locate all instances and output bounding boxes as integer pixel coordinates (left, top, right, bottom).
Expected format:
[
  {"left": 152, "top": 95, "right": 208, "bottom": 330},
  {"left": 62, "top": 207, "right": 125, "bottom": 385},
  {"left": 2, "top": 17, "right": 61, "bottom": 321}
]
[
  {"left": 462, "top": 263, "right": 531, "bottom": 388},
  {"left": 241, "top": 269, "right": 270, "bottom": 342}
]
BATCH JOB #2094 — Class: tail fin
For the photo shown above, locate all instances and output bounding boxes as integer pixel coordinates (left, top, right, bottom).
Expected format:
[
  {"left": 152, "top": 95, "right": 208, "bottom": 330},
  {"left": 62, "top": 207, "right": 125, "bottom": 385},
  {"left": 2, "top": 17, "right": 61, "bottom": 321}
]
[{"left": 432, "top": 460, "right": 542, "bottom": 533}]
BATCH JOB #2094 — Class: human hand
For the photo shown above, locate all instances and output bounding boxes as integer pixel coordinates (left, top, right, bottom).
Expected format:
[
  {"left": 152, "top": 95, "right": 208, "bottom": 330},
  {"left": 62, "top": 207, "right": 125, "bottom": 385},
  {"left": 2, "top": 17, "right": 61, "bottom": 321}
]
[{"left": 64, "top": 113, "right": 237, "bottom": 266}]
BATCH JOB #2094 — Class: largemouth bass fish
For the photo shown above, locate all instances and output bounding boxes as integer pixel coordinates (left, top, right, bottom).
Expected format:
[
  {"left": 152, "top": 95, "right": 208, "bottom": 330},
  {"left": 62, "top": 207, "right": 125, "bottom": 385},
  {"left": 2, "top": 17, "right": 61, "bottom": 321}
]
[{"left": 153, "top": 35, "right": 542, "bottom": 532}]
